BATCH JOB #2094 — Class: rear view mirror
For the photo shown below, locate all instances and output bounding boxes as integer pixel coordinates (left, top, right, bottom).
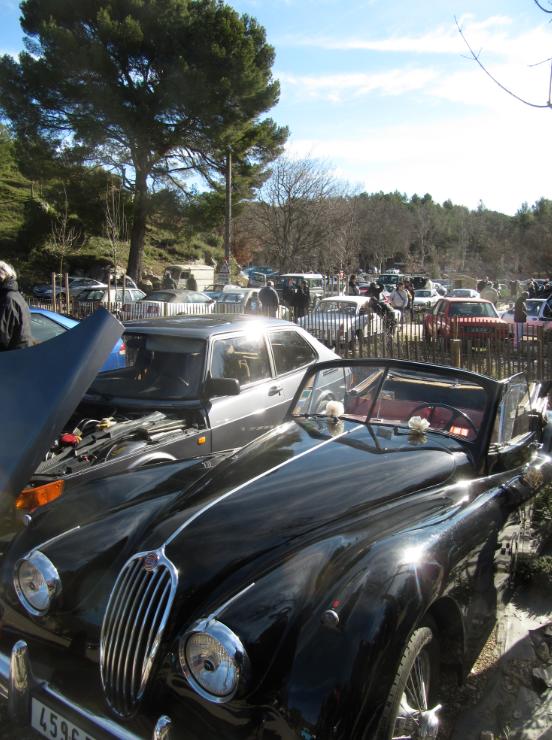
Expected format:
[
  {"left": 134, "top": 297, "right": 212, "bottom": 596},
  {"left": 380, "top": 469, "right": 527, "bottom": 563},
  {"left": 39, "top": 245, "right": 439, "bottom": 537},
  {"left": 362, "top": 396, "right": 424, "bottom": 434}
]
[{"left": 204, "top": 376, "right": 240, "bottom": 398}]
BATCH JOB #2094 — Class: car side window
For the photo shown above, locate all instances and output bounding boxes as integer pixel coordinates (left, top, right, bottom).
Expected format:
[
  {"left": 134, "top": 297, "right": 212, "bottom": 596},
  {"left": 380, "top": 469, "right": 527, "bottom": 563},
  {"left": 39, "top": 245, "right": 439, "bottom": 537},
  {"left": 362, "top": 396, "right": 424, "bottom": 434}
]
[
  {"left": 491, "top": 378, "right": 532, "bottom": 446},
  {"left": 269, "top": 330, "right": 317, "bottom": 375},
  {"left": 210, "top": 334, "right": 271, "bottom": 387},
  {"left": 30, "top": 314, "right": 65, "bottom": 342}
]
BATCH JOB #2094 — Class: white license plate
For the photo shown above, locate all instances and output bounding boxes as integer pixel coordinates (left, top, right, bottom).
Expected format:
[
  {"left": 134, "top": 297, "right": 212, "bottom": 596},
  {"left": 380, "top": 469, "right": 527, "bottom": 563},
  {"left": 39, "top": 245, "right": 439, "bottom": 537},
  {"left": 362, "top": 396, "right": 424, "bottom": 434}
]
[{"left": 31, "top": 698, "right": 96, "bottom": 740}]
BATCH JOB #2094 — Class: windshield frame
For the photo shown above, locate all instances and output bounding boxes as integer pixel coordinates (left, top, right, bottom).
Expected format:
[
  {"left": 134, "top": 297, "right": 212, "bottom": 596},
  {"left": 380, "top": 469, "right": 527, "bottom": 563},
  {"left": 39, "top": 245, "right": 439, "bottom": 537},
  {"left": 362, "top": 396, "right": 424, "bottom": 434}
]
[{"left": 289, "top": 358, "right": 500, "bottom": 450}]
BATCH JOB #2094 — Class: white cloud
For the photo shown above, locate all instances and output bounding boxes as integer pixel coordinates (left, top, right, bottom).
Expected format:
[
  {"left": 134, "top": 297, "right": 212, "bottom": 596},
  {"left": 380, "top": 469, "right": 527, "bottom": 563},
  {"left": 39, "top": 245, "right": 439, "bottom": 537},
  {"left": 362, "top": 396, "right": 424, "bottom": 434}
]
[
  {"left": 281, "top": 14, "right": 552, "bottom": 64},
  {"left": 279, "top": 67, "right": 439, "bottom": 101},
  {"left": 285, "top": 105, "right": 552, "bottom": 214}
]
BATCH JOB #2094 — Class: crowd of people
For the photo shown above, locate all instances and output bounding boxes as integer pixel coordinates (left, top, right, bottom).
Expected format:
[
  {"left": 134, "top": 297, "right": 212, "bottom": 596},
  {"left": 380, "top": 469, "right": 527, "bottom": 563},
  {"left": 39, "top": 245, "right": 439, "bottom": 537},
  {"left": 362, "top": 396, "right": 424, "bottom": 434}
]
[{"left": 257, "top": 278, "right": 311, "bottom": 319}]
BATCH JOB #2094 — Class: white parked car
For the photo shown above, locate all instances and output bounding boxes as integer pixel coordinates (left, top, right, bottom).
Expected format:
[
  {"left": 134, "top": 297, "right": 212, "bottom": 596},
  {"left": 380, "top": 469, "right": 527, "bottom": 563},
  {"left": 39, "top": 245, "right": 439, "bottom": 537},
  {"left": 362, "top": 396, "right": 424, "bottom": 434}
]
[
  {"left": 500, "top": 298, "right": 552, "bottom": 339},
  {"left": 412, "top": 288, "right": 441, "bottom": 312},
  {"left": 214, "top": 288, "right": 290, "bottom": 319},
  {"left": 296, "top": 296, "right": 386, "bottom": 347}
]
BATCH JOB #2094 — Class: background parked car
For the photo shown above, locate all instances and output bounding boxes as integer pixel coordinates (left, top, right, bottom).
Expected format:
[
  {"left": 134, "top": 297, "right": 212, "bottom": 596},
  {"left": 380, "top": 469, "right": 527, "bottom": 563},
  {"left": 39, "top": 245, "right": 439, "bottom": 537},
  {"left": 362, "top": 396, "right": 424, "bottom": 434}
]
[
  {"left": 74, "top": 286, "right": 146, "bottom": 315},
  {"left": 121, "top": 289, "right": 214, "bottom": 319},
  {"left": 412, "top": 288, "right": 440, "bottom": 313},
  {"left": 25, "top": 314, "right": 337, "bottom": 493},
  {"left": 214, "top": 287, "right": 290, "bottom": 318},
  {"left": 296, "top": 295, "right": 388, "bottom": 347},
  {"left": 29, "top": 307, "right": 126, "bottom": 371},
  {"left": 0, "top": 335, "right": 549, "bottom": 740},
  {"left": 500, "top": 298, "right": 552, "bottom": 340},
  {"left": 449, "top": 287, "right": 480, "bottom": 298},
  {"left": 423, "top": 297, "right": 508, "bottom": 343}
]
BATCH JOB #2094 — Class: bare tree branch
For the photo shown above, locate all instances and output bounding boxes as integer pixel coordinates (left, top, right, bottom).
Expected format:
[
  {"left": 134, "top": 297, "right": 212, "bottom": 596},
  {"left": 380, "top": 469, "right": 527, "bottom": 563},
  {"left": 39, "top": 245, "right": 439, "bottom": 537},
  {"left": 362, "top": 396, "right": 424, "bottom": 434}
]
[
  {"left": 534, "top": 0, "right": 552, "bottom": 14},
  {"left": 455, "top": 16, "right": 552, "bottom": 108}
]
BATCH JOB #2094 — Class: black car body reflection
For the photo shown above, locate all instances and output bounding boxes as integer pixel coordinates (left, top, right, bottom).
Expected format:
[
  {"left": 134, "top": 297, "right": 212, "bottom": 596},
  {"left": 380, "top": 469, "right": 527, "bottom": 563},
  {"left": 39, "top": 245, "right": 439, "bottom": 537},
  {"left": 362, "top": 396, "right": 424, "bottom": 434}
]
[{"left": 0, "top": 310, "right": 550, "bottom": 740}]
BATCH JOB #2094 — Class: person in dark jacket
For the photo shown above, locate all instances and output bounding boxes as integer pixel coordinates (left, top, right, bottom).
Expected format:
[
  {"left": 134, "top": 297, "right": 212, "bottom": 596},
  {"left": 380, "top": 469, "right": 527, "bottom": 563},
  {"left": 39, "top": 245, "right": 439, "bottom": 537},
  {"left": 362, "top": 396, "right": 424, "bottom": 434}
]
[
  {"left": 295, "top": 281, "right": 310, "bottom": 318},
  {"left": 258, "top": 281, "right": 279, "bottom": 317},
  {"left": 513, "top": 291, "right": 529, "bottom": 350},
  {"left": 0, "top": 261, "right": 32, "bottom": 351}
]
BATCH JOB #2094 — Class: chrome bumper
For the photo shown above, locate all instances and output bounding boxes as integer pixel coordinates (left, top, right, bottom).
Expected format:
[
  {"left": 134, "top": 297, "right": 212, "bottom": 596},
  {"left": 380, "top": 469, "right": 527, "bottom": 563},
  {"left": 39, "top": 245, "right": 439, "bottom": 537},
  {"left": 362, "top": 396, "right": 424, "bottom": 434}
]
[{"left": 0, "top": 641, "right": 172, "bottom": 739}]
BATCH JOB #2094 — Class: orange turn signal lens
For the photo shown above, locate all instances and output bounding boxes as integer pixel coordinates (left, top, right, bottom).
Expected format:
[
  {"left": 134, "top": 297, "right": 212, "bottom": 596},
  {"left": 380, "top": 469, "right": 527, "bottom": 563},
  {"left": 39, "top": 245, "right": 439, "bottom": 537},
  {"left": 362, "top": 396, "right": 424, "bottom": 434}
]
[
  {"left": 197, "top": 436, "right": 206, "bottom": 445},
  {"left": 16, "top": 480, "right": 65, "bottom": 512}
]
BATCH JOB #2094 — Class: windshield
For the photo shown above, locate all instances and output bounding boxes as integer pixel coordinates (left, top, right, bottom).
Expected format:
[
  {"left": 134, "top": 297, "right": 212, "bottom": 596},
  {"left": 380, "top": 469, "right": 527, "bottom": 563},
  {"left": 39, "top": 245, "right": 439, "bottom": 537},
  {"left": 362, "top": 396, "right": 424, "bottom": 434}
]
[
  {"left": 292, "top": 364, "right": 487, "bottom": 441},
  {"left": 88, "top": 333, "right": 206, "bottom": 400},
  {"left": 315, "top": 301, "right": 357, "bottom": 315},
  {"left": 415, "top": 290, "right": 431, "bottom": 297},
  {"left": 449, "top": 302, "right": 498, "bottom": 318}
]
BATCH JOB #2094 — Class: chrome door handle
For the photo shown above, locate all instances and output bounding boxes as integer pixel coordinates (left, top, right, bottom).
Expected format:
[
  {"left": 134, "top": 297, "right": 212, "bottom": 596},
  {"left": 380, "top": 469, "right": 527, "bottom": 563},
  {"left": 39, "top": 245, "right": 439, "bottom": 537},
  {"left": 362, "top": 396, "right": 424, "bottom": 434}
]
[{"left": 268, "top": 386, "right": 283, "bottom": 396}]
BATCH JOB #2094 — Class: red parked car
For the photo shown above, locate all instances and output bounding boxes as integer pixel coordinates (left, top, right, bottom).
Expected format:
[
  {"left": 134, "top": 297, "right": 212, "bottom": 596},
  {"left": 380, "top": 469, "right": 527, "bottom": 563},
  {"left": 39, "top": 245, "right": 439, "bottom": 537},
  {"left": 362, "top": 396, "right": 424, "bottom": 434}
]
[{"left": 423, "top": 297, "right": 509, "bottom": 343}]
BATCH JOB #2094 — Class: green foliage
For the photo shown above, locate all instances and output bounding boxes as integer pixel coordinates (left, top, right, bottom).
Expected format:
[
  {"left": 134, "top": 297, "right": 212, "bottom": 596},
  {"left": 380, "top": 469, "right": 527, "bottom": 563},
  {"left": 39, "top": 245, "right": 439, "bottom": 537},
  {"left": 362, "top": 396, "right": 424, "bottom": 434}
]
[
  {"left": 0, "top": 0, "right": 287, "bottom": 280},
  {"left": 515, "top": 553, "right": 552, "bottom": 587},
  {"left": 531, "top": 483, "right": 552, "bottom": 545}
]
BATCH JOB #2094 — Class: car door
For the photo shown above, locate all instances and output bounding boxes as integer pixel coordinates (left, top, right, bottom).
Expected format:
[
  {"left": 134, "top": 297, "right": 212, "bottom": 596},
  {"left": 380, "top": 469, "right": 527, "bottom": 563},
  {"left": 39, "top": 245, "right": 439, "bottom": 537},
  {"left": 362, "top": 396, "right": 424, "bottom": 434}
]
[
  {"left": 266, "top": 328, "right": 319, "bottom": 423},
  {"left": 208, "top": 332, "right": 276, "bottom": 450}
]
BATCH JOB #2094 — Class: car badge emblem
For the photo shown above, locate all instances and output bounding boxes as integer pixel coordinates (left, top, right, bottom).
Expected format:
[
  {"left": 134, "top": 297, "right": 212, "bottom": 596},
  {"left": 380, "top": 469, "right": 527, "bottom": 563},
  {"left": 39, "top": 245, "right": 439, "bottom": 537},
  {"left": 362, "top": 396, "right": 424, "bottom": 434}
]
[{"left": 144, "top": 552, "right": 159, "bottom": 571}]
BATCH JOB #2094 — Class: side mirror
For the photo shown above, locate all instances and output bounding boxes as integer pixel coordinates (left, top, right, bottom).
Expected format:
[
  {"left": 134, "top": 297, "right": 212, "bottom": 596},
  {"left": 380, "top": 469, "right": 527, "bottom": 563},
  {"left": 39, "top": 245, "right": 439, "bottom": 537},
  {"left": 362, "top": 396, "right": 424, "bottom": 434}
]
[{"left": 204, "top": 376, "right": 240, "bottom": 398}]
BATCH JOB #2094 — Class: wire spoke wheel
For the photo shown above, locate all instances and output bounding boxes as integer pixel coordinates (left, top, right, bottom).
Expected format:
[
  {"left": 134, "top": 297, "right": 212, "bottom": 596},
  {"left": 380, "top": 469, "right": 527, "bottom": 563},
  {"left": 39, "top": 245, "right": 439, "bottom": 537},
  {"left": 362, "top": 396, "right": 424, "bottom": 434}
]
[
  {"left": 376, "top": 624, "right": 441, "bottom": 740},
  {"left": 392, "top": 649, "right": 432, "bottom": 738}
]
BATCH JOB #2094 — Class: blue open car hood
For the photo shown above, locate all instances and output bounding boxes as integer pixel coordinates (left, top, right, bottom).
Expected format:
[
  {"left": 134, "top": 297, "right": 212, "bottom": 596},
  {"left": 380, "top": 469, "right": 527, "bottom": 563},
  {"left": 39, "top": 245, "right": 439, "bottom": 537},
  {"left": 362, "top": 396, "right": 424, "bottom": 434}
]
[{"left": 0, "top": 308, "right": 123, "bottom": 512}]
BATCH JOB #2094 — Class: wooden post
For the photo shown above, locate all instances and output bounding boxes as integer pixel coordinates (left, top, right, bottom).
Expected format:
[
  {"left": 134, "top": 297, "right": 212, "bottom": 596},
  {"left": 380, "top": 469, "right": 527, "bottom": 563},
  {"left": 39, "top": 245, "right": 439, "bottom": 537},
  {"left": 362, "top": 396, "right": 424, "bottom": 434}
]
[
  {"left": 450, "top": 338, "right": 462, "bottom": 368},
  {"left": 537, "top": 326, "right": 544, "bottom": 381},
  {"left": 64, "top": 273, "right": 70, "bottom": 314},
  {"left": 51, "top": 272, "right": 57, "bottom": 313}
]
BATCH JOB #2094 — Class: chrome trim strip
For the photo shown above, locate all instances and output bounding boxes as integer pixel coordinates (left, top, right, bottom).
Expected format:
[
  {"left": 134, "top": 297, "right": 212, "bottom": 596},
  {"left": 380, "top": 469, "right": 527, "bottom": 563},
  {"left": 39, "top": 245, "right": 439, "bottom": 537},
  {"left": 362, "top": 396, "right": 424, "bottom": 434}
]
[
  {"left": 164, "top": 425, "right": 356, "bottom": 547},
  {"left": 208, "top": 582, "right": 256, "bottom": 621},
  {"left": 28, "top": 525, "right": 81, "bottom": 555}
]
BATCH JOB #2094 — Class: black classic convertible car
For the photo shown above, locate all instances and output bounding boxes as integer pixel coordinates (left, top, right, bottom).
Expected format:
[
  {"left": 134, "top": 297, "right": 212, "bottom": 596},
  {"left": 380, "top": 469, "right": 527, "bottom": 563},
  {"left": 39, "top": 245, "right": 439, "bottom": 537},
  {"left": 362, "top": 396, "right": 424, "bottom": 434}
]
[{"left": 0, "top": 310, "right": 551, "bottom": 740}]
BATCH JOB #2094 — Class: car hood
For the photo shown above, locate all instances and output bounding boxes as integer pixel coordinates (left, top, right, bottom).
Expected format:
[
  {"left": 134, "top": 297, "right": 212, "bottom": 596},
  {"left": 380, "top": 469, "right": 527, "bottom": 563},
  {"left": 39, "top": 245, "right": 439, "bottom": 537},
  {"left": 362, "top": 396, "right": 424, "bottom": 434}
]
[
  {"left": 0, "top": 309, "right": 123, "bottom": 515},
  {"left": 16, "top": 417, "right": 472, "bottom": 618}
]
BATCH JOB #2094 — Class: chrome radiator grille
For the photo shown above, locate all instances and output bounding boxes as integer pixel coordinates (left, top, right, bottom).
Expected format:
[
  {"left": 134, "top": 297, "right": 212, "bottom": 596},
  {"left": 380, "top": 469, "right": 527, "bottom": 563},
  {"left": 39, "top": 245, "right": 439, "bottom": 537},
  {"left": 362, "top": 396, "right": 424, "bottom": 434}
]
[{"left": 100, "top": 550, "right": 177, "bottom": 717}]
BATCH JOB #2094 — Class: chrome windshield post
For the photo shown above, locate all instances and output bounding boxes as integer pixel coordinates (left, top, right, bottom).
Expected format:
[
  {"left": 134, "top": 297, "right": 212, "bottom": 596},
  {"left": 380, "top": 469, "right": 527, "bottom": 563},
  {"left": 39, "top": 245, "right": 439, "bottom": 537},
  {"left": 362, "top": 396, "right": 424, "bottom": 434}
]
[{"left": 8, "top": 640, "right": 31, "bottom": 724}]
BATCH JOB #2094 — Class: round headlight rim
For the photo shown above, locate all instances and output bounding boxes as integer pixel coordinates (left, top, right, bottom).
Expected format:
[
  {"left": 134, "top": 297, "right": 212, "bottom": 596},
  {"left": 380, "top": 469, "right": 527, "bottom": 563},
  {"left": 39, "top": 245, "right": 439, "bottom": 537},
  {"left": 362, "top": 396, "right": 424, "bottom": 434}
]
[
  {"left": 13, "top": 550, "right": 61, "bottom": 617},
  {"left": 179, "top": 618, "right": 250, "bottom": 704}
]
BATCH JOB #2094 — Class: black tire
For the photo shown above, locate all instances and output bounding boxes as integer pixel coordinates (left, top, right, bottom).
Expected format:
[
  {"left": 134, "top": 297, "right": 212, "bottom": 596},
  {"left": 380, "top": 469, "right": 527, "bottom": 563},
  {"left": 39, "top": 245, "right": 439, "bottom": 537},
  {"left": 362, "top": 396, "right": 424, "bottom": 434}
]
[{"left": 376, "top": 624, "right": 440, "bottom": 740}]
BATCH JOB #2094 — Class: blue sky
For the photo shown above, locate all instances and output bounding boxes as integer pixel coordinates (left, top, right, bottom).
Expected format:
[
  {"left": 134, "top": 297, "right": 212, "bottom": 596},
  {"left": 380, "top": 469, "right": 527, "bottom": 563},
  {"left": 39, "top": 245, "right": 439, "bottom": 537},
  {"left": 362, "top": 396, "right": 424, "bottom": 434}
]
[{"left": 1, "top": 0, "right": 552, "bottom": 215}]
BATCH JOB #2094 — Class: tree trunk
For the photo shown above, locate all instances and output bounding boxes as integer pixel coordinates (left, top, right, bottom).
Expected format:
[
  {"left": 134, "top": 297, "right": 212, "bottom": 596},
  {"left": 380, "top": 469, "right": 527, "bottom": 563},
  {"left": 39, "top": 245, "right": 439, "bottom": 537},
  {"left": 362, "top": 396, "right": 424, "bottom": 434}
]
[{"left": 127, "top": 167, "right": 148, "bottom": 282}]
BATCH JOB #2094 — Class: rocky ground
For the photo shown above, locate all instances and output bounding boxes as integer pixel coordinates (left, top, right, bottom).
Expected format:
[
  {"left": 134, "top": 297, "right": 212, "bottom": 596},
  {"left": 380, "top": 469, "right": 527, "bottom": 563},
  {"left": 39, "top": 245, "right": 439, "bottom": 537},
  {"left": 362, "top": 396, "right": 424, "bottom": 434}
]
[{"left": 440, "top": 581, "right": 552, "bottom": 740}]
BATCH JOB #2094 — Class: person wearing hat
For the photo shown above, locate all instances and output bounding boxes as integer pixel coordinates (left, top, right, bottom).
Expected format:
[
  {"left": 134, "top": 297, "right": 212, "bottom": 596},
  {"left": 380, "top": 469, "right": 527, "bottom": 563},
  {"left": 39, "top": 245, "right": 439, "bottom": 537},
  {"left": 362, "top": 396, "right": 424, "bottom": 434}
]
[{"left": 0, "top": 260, "right": 32, "bottom": 351}]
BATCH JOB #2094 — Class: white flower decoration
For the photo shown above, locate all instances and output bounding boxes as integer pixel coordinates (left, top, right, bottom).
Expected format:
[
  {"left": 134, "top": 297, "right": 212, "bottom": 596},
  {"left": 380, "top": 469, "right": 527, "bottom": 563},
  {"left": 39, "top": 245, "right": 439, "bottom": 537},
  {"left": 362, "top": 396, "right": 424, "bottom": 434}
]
[
  {"left": 325, "top": 400, "right": 345, "bottom": 418},
  {"left": 408, "top": 415, "right": 430, "bottom": 433}
]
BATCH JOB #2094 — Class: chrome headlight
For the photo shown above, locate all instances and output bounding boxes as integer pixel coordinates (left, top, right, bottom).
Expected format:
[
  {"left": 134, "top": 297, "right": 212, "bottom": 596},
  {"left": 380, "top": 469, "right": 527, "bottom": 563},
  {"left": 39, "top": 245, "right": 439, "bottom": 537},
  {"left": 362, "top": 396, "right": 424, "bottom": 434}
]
[
  {"left": 14, "top": 551, "right": 61, "bottom": 616},
  {"left": 179, "top": 619, "right": 249, "bottom": 703}
]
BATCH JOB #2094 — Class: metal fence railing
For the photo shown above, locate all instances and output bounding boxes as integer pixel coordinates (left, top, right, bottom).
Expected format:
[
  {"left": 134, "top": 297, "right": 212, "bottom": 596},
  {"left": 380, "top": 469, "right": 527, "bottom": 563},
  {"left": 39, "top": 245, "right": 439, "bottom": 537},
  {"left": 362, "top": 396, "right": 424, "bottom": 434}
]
[{"left": 29, "top": 298, "right": 552, "bottom": 382}]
